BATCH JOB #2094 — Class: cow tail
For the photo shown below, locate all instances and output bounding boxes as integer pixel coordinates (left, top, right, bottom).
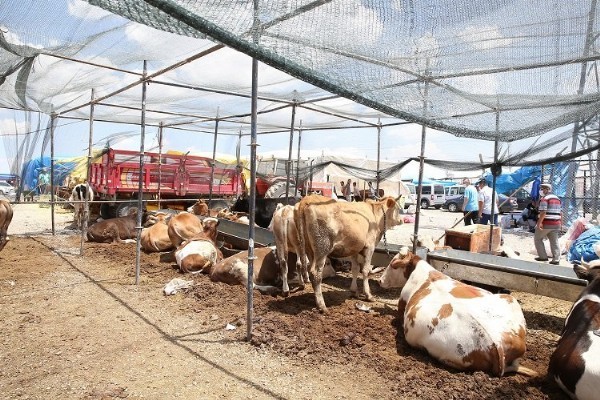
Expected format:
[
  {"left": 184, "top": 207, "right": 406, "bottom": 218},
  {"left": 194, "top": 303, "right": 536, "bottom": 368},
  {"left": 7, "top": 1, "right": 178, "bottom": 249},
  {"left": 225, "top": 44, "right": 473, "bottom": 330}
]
[{"left": 294, "top": 203, "right": 306, "bottom": 267}]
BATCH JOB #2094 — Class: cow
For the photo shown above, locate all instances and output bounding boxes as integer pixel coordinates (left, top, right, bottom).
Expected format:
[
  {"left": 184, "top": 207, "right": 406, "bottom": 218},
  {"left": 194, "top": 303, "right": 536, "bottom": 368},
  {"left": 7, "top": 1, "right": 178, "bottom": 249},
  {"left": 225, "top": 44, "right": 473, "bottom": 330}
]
[
  {"left": 187, "top": 198, "right": 231, "bottom": 217},
  {"left": 269, "top": 203, "right": 309, "bottom": 296},
  {"left": 140, "top": 212, "right": 173, "bottom": 252},
  {"left": 87, "top": 208, "right": 141, "bottom": 243},
  {"left": 548, "top": 259, "right": 600, "bottom": 400},
  {"left": 210, "top": 246, "right": 336, "bottom": 296},
  {"left": 378, "top": 246, "right": 536, "bottom": 377},
  {"left": 167, "top": 211, "right": 203, "bottom": 248},
  {"left": 68, "top": 183, "right": 94, "bottom": 228},
  {"left": 0, "top": 198, "right": 14, "bottom": 251},
  {"left": 175, "top": 217, "right": 222, "bottom": 274},
  {"left": 231, "top": 196, "right": 299, "bottom": 229},
  {"left": 295, "top": 194, "right": 403, "bottom": 312}
]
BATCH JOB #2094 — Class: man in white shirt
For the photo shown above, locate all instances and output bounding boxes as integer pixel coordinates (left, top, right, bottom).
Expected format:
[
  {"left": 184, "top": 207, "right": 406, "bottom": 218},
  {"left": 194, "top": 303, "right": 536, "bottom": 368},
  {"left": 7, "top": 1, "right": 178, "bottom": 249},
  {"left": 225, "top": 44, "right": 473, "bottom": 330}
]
[{"left": 477, "top": 178, "right": 499, "bottom": 225}]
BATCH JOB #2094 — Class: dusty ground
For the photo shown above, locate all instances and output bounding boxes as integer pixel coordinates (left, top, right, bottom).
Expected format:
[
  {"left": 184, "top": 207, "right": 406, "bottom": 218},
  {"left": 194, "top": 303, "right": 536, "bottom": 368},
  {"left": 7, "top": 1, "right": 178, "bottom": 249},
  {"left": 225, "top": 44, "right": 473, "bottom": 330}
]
[{"left": 0, "top": 203, "right": 573, "bottom": 399}]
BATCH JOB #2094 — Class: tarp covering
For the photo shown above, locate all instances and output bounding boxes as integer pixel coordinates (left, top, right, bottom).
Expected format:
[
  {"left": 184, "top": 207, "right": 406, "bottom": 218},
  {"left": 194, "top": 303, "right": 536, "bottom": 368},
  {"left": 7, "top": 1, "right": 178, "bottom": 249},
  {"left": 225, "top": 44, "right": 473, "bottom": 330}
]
[{"left": 21, "top": 156, "right": 78, "bottom": 192}]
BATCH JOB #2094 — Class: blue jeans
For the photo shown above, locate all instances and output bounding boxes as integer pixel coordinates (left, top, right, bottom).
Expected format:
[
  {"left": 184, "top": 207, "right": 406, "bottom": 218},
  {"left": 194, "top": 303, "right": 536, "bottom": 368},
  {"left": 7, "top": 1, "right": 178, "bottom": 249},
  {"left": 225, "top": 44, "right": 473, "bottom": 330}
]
[{"left": 480, "top": 213, "right": 498, "bottom": 226}]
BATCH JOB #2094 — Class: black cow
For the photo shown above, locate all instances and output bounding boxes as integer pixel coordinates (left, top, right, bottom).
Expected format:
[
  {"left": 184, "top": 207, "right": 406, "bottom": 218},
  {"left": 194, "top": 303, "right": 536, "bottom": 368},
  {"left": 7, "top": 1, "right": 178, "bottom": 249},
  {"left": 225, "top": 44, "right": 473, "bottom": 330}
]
[{"left": 231, "top": 196, "right": 299, "bottom": 228}]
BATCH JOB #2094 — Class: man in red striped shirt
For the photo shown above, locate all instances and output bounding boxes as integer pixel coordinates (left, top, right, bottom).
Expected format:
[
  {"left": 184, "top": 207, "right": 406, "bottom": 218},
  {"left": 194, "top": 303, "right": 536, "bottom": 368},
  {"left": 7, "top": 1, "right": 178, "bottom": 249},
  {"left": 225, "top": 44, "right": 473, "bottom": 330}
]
[{"left": 534, "top": 183, "right": 562, "bottom": 265}]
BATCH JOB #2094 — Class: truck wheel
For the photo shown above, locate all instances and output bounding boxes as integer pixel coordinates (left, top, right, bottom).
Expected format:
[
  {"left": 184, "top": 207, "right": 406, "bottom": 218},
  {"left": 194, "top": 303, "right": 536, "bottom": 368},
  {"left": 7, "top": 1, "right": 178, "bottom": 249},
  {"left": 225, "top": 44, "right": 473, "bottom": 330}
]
[
  {"left": 264, "top": 181, "right": 300, "bottom": 198},
  {"left": 100, "top": 203, "right": 116, "bottom": 219},
  {"left": 116, "top": 201, "right": 139, "bottom": 218}
]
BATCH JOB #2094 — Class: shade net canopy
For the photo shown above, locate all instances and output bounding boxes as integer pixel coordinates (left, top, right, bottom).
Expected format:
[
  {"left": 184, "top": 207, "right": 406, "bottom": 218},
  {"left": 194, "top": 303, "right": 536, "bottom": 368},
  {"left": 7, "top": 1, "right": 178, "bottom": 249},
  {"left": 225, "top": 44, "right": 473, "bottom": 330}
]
[{"left": 0, "top": 0, "right": 599, "bottom": 177}]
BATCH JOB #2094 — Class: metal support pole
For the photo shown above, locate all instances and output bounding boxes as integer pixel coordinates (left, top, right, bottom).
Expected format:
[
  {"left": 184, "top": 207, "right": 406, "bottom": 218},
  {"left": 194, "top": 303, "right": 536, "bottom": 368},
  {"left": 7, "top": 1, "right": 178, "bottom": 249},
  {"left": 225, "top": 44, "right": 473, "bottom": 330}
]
[
  {"left": 80, "top": 89, "right": 95, "bottom": 255},
  {"left": 489, "top": 125, "right": 500, "bottom": 252},
  {"left": 295, "top": 121, "right": 303, "bottom": 191},
  {"left": 412, "top": 62, "right": 430, "bottom": 253},
  {"left": 376, "top": 119, "right": 381, "bottom": 192},
  {"left": 285, "top": 101, "right": 297, "bottom": 200},
  {"left": 50, "top": 113, "right": 57, "bottom": 235},
  {"left": 135, "top": 60, "right": 148, "bottom": 285},
  {"left": 247, "top": 0, "right": 260, "bottom": 340},
  {"left": 236, "top": 127, "right": 242, "bottom": 199},
  {"left": 157, "top": 122, "right": 164, "bottom": 210},
  {"left": 209, "top": 109, "right": 220, "bottom": 205}
]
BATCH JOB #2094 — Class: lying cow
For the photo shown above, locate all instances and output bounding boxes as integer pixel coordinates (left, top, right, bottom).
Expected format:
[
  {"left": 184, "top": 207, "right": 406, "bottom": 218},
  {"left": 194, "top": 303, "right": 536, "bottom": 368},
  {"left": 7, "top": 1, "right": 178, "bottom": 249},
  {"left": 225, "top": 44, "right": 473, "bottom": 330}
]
[
  {"left": 141, "top": 212, "right": 173, "bottom": 252},
  {"left": 296, "top": 195, "right": 403, "bottom": 312},
  {"left": 167, "top": 211, "right": 203, "bottom": 248},
  {"left": 270, "top": 203, "right": 309, "bottom": 296},
  {"left": 0, "top": 198, "right": 13, "bottom": 251},
  {"left": 68, "top": 183, "right": 94, "bottom": 228},
  {"left": 175, "top": 218, "right": 222, "bottom": 274},
  {"left": 379, "top": 247, "right": 536, "bottom": 377},
  {"left": 210, "top": 246, "right": 336, "bottom": 296},
  {"left": 548, "top": 259, "right": 600, "bottom": 400},
  {"left": 87, "top": 209, "right": 141, "bottom": 243}
]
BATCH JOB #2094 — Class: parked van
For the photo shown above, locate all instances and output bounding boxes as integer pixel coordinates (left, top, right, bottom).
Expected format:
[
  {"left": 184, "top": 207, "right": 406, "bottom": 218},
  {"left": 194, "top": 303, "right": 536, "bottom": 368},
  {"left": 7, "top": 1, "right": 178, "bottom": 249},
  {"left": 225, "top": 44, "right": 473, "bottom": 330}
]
[
  {"left": 418, "top": 183, "right": 446, "bottom": 209},
  {"left": 444, "top": 184, "right": 465, "bottom": 200},
  {"left": 403, "top": 183, "right": 417, "bottom": 209}
]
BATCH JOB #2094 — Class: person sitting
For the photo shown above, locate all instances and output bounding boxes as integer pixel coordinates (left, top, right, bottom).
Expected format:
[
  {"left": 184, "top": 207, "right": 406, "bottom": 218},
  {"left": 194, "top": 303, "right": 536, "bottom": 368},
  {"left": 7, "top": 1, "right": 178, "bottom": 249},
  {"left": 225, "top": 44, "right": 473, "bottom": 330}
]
[
  {"left": 518, "top": 202, "right": 538, "bottom": 233},
  {"left": 367, "top": 181, "right": 379, "bottom": 200}
]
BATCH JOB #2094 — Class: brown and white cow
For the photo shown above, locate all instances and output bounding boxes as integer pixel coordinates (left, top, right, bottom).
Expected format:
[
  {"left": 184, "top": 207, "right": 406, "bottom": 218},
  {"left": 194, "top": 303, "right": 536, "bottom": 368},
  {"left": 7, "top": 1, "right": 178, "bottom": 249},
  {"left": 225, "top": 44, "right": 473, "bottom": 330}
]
[
  {"left": 174, "top": 218, "right": 222, "bottom": 274},
  {"left": 167, "top": 211, "right": 203, "bottom": 248},
  {"left": 210, "top": 246, "right": 336, "bottom": 296},
  {"left": 68, "top": 183, "right": 94, "bottom": 228},
  {"left": 548, "top": 259, "right": 600, "bottom": 400},
  {"left": 379, "top": 247, "right": 536, "bottom": 377},
  {"left": 0, "top": 198, "right": 14, "bottom": 251},
  {"left": 140, "top": 212, "right": 173, "bottom": 252},
  {"left": 269, "top": 203, "right": 309, "bottom": 296},
  {"left": 295, "top": 194, "right": 403, "bottom": 312},
  {"left": 87, "top": 209, "right": 140, "bottom": 243}
]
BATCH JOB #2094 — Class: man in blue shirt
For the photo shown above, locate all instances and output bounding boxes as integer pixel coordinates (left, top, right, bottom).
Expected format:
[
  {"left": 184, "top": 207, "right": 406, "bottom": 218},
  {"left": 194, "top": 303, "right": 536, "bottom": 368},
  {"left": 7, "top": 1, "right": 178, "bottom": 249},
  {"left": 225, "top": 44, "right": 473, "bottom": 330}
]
[{"left": 461, "top": 178, "right": 479, "bottom": 225}]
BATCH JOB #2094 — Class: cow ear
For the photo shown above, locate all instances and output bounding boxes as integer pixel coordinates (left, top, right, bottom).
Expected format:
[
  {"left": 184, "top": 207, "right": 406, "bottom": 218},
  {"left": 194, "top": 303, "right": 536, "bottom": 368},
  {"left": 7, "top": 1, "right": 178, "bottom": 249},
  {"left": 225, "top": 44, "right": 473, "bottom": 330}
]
[{"left": 387, "top": 197, "right": 398, "bottom": 208}]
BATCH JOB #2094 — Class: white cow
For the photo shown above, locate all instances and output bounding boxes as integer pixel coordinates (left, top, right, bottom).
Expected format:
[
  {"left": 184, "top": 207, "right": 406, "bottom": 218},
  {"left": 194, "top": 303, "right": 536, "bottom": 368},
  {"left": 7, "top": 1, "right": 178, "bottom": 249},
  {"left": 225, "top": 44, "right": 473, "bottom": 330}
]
[{"left": 68, "top": 183, "right": 94, "bottom": 228}]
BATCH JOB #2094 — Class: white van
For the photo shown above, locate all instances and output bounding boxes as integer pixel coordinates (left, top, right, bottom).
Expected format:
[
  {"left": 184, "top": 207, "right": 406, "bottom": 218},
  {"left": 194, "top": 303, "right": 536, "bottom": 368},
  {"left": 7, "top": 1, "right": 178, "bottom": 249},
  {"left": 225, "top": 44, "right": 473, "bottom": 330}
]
[
  {"left": 418, "top": 183, "right": 446, "bottom": 209},
  {"left": 403, "top": 183, "right": 417, "bottom": 209}
]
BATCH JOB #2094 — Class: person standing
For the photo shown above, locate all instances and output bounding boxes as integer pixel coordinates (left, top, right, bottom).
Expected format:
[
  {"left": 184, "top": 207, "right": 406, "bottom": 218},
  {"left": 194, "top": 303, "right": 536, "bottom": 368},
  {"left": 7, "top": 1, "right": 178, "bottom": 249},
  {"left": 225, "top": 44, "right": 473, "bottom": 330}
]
[
  {"left": 38, "top": 169, "right": 50, "bottom": 195},
  {"left": 344, "top": 178, "right": 352, "bottom": 201},
  {"left": 534, "top": 183, "right": 562, "bottom": 265},
  {"left": 461, "top": 179, "right": 479, "bottom": 225},
  {"left": 352, "top": 181, "right": 362, "bottom": 202},
  {"left": 477, "top": 178, "right": 499, "bottom": 225},
  {"left": 367, "top": 181, "right": 379, "bottom": 200}
]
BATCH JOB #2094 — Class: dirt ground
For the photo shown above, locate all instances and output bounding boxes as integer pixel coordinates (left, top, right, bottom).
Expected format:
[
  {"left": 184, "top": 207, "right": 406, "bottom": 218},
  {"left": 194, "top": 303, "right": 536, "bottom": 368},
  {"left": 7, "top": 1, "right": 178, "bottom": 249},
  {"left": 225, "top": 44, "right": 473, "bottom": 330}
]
[{"left": 0, "top": 204, "right": 573, "bottom": 399}]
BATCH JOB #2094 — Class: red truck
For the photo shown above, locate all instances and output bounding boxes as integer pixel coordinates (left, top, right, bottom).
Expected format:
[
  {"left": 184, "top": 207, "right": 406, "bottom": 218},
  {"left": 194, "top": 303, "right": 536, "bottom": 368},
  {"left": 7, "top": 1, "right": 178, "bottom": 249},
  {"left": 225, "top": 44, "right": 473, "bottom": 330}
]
[{"left": 89, "top": 148, "right": 241, "bottom": 218}]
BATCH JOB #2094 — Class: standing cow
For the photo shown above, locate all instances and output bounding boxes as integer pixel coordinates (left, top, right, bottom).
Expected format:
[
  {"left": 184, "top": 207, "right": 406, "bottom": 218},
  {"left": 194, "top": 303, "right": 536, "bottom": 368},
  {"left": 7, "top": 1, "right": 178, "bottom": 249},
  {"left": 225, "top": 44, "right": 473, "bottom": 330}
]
[
  {"left": 548, "top": 259, "right": 600, "bottom": 400},
  {"left": 379, "top": 247, "right": 536, "bottom": 377},
  {"left": 295, "top": 194, "right": 403, "bottom": 312},
  {"left": 0, "top": 198, "right": 13, "bottom": 251},
  {"left": 269, "top": 203, "right": 309, "bottom": 296},
  {"left": 68, "top": 183, "right": 94, "bottom": 228}
]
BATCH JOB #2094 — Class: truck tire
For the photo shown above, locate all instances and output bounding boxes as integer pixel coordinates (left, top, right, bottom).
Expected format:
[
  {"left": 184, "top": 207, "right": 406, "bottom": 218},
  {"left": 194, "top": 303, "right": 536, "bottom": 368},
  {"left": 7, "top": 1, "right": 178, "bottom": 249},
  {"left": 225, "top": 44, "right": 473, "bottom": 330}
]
[
  {"left": 100, "top": 203, "right": 117, "bottom": 219},
  {"left": 264, "top": 181, "right": 299, "bottom": 198}
]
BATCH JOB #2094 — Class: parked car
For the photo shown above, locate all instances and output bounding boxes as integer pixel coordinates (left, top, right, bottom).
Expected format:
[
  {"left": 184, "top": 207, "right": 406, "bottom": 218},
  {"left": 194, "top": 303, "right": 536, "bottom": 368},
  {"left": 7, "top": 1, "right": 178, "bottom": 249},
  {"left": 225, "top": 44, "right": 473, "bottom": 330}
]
[
  {"left": 503, "top": 188, "right": 532, "bottom": 210},
  {"left": 442, "top": 193, "right": 517, "bottom": 214},
  {"left": 418, "top": 183, "right": 446, "bottom": 209},
  {"left": 403, "top": 183, "right": 417, "bottom": 209},
  {"left": 0, "top": 181, "right": 15, "bottom": 197}
]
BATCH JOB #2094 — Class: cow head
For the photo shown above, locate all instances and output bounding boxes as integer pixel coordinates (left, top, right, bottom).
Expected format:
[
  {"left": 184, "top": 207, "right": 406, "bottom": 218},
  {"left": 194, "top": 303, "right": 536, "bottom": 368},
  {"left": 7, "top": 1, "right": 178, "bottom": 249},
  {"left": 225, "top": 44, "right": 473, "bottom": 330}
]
[
  {"left": 379, "top": 246, "right": 419, "bottom": 289},
  {"left": 383, "top": 196, "right": 404, "bottom": 228},
  {"left": 188, "top": 199, "right": 209, "bottom": 216},
  {"left": 201, "top": 217, "right": 220, "bottom": 243},
  {"left": 574, "top": 258, "right": 600, "bottom": 282},
  {"left": 144, "top": 212, "right": 169, "bottom": 227}
]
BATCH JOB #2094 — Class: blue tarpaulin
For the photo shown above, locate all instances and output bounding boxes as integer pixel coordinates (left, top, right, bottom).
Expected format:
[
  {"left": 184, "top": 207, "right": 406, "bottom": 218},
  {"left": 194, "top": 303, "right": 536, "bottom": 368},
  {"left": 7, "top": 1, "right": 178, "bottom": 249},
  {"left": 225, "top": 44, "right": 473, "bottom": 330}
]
[
  {"left": 21, "top": 157, "right": 77, "bottom": 191},
  {"left": 567, "top": 226, "right": 600, "bottom": 263}
]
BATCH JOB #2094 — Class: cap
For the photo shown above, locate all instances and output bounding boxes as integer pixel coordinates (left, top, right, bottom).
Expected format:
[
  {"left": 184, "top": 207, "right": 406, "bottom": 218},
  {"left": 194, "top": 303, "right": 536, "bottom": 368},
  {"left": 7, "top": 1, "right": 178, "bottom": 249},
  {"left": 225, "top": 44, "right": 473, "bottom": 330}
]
[{"left": 540, "top": 183, "right": 552, "bottom": 190}]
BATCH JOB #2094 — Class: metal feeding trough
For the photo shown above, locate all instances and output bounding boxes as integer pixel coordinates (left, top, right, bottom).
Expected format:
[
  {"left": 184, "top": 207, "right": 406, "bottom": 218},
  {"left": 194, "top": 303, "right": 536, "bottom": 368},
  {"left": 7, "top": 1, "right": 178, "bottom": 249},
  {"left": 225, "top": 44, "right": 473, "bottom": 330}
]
[{"left": 427, "top": 248, "right": 587, "bottom": 302}]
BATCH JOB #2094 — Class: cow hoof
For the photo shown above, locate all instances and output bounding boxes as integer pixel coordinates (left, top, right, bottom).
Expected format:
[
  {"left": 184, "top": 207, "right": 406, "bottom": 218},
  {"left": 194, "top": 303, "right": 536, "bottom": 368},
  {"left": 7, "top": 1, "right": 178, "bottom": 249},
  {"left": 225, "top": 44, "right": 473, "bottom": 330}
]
[{"left": 282, "top": 291, "right": 290, "bottom": 298}]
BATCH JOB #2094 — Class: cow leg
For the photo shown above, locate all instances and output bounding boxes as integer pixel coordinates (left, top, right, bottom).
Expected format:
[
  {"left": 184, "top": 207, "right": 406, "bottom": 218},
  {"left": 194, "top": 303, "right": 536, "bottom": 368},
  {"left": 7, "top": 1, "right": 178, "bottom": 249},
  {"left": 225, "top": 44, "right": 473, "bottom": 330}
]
[
  {"left": 277, "top": 247, "right": 290, "bottom": 297},
  {"left": 309, "top": 256, "right": 327, "bottom": 312},
  {"left": 361, "top": 251, "right": 375, "bottom": 301},
  {"left": 349, "top": 259, "right": 360, "bottom": 297}
]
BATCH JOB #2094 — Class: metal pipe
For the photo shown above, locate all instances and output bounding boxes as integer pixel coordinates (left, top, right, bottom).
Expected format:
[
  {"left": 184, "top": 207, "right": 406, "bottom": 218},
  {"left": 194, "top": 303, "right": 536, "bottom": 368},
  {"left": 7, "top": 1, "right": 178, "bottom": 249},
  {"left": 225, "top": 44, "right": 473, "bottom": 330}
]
[
  {"left": 50, "top": 113, "right": 56, "bottom": 235},
  {"left": 81, "top": 89, "right": 94, "bottom": 255},
  {"left": 376, "top": 119, "right": 381, "bottom": 192},
  {"left": 209, "top": 109, "right": 220, "bottom": 205},
  {"left": 135, "top": 60, "right": 148, "bottom": 286},
  {"left": 285, "top": 101, "right": 297, "bottom": 200},
  {"left": 157, "top": 122, "right": 164, "bottom": 210}
]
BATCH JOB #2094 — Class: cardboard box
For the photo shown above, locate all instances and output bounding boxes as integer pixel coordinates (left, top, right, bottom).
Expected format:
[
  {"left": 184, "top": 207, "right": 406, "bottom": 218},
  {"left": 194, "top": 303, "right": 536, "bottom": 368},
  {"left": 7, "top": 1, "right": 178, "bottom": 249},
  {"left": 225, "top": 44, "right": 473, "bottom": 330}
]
[{"left": 444, "top": 224, "right": 502, "bottom": 253}]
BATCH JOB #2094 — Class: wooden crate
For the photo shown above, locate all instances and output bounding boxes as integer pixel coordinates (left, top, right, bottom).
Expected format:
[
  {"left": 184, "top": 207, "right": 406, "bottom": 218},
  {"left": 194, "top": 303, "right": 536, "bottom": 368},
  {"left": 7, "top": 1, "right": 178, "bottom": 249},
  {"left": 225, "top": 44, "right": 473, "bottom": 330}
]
[{"left": 444, "top": 224, "right": 501, "bottom": 253}]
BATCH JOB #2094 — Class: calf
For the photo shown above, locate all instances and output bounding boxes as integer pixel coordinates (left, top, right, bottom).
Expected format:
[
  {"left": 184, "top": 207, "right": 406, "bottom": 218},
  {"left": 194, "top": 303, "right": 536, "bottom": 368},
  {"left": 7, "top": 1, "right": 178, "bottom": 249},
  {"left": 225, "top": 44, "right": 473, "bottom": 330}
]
[
  {"left": 167, "top": 211, "right": 203, "bottom": 248},
  {"left": 379, "top": 247, "right": 536, "bottom": 377},
  {"left": 210, "top": 246, "right": 335, "bottom": 296},
  {"left": 295, "top": 195, "right": 403, "bottom": 312},
  {"left": 87, "top": 209, "right": 140, "bottom": 243},
  {"left": 0, "top": 198, "right": 14, "bottom": 251},
  {"left": 269, "top": 203, "right": 309, "bottom": 296},
  {"left": 68, "top": 183, "right": 94, "bottom": 227},
  {"left": 175, "top": 218, "right": 222, "bottom": 274},
  {"left": 231, "top": 196, "right": 298, "bottom": 229},
  {"left": 140, "top": 212, "right": 173, "bottom": 252},
  {"left": 548, "top": 259, "right": 600, "bottom": 400}
]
